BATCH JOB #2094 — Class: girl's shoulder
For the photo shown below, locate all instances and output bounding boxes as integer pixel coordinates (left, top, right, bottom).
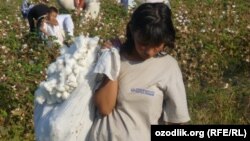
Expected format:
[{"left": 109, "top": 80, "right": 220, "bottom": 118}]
[
  {"left": 158, "top": 54, "right": 178, "bottom": 64},
  {"left": 154, "top": 55, "right": 181, "bottom": 70}
]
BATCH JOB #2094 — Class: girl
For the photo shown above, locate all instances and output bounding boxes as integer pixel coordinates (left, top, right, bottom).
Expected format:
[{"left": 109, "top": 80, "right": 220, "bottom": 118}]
[
  {"left": 90, "top": 3, "right": 190, "bottom": 141},
  {"left": 40, "top": 6, "right": 65, "bottom": 45}
]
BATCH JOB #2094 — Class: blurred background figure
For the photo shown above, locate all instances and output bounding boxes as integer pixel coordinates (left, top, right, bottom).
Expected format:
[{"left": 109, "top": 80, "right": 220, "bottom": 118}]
[
  {"left": 57, "top": 0, "right": 85, "bottom": 11},
  {"left": 57, "top": 0, "right": 100, "bottom": 20},
  {"left": 27, "top": 4, "right": 50, "bottom": 32},
  {"left": 40, "top": 6, "right": 65, "bottom": 45},
  {"left": 118, "top": 0, "right": 171, "bottom": 9},
  {"left": 21, "top": 0, "right": 49, "bottom": 19}
]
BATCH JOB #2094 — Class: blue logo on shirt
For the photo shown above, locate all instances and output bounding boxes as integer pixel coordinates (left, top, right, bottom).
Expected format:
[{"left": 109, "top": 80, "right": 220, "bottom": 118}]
[{"left": 130, "top": 88, "right": 155, "bottom": 96}]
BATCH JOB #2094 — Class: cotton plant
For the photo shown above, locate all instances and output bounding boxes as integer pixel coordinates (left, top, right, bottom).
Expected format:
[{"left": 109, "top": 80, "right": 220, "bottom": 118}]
[{"left": 35, "top": 35, "right": 100, "bottom": 105}]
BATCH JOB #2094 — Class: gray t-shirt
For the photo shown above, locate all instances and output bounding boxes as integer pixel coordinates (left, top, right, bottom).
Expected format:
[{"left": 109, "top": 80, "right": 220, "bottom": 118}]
[{"left": 89, "top": 55, "right": 190, "bottom": 141}]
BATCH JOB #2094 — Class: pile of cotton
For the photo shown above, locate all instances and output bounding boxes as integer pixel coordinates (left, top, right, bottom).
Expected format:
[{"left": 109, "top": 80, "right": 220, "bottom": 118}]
[{"left": 35, "top": 35, "right": 100, "bottom": 105}]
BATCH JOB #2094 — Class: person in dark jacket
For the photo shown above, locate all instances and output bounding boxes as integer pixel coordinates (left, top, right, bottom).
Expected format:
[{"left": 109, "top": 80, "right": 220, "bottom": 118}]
[{"left": 27, "top": 3, "right": 50, "bottom": 32}]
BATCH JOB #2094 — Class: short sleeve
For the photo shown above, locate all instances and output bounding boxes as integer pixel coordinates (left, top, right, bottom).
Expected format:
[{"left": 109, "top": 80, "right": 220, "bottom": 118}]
[
  {"left": 161, "top": 60, "right": 190, "bottom": 123},
  {"left": 93, "top": 48, "right": 120, "bottom": 81}
]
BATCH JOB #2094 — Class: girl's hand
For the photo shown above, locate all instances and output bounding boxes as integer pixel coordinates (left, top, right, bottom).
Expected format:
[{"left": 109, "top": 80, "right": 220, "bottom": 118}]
[
  {"left": 47, "top": 19, "right": 58, "bottom": 26},
  {"left": 101, "top": 40, "right": 113, "bottom": 49},
  {"left": 101, "top": 37, "right": 122, "bottom": 49},
  {"left": 110, "top": 37, "right": 122, "bottom": 48}
]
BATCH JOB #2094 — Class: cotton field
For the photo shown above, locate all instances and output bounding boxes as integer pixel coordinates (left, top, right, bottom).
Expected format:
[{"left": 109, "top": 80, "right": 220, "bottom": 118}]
[{"left": 0, "top": 0, "right": 249, "bottom": 140}]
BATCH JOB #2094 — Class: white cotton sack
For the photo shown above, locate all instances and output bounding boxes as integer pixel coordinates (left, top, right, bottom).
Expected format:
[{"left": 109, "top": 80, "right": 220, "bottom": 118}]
[{"left": 34, "top": 35, "right": 101, "bottom": 141}]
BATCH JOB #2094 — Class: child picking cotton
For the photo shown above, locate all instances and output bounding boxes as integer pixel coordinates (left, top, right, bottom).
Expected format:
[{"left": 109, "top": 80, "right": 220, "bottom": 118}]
[{"left": 39, "top": 6, "right": 66, "bottom": 46}]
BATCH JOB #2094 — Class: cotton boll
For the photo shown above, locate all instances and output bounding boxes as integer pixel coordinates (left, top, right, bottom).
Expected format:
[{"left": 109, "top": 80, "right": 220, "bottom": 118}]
[
  {"left": 58, "top": 81, "right": 66, "bottom": 93},
  {"left": 56, "top": 84, "right": 65, "bottom": 92},
  {"left": 37, "top": 82, "right": 51, "bottom": 100},
  {"left": 73, "top": 65, "right": 80, "bottom": 75},
  {"left": 44, "top": 79, "right": 57, "bottom": 92},
  {"left": 56, "top": 92, "right": 62, "bottom": 98},
  {"left": 67, "top": 73, "right": 77, "bottom": 82},
  {"left": 78, "top": 59, "right": 87, "bottom": 67},
  {"left": 62, "top": 91, "right": 70, "bottom": 100},
  {"left": 64, "top": 66, "right": 72, "bottom": 75},
  {"left": 65, "top": 85, "right": 70, "bottom": 91},
  {"left": 67, "top": 85, "right": 75, "bottom": 92},
  {"left": 35, "top": 95, "right": 45, "bottom": 104},
  {"left": 67, "top": 74, "right": 77, "bottom": 87},
  {"left": 35, "top": 88, "right": 46, "bottom": 104},
  {"left": 77, "top": 54, "right": 86, "bottom": 61},
  {"left": 39, "top": 81, "right": 46, "bottom": 88},
  {"left": 43, "top": 82, "right": 52, "bottom": 93}
]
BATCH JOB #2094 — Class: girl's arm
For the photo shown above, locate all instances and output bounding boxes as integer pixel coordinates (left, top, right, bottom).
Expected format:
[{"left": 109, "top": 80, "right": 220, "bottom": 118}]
[
  {"left": 75, "top": 0, "right": 85, "bottom": 14},
  {"left": 46, "top": 19, "right": 58, "bottom": 26},
  {"left": 94, "top": 76, "right": 118, "bottom": 116},
  {"left": 78, "top": 0, "right": 85, "bottom": 9}
]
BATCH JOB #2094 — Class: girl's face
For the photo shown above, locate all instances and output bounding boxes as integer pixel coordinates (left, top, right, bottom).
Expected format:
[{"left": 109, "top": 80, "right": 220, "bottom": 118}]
[
  {"left": 133, "top": 33, "right": 164, "bottom": 60},
  {"left": 47, "top": 11, "right": 57, "bottom": 23}
]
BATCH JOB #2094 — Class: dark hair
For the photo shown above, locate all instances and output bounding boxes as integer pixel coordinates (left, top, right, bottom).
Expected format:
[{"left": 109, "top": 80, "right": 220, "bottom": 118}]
[
  {"left": 121, "top": 3, "right": 175, "bottom": 55},
  {"left": 48, "top": 6, "right": 59, "bottom": 14}
]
